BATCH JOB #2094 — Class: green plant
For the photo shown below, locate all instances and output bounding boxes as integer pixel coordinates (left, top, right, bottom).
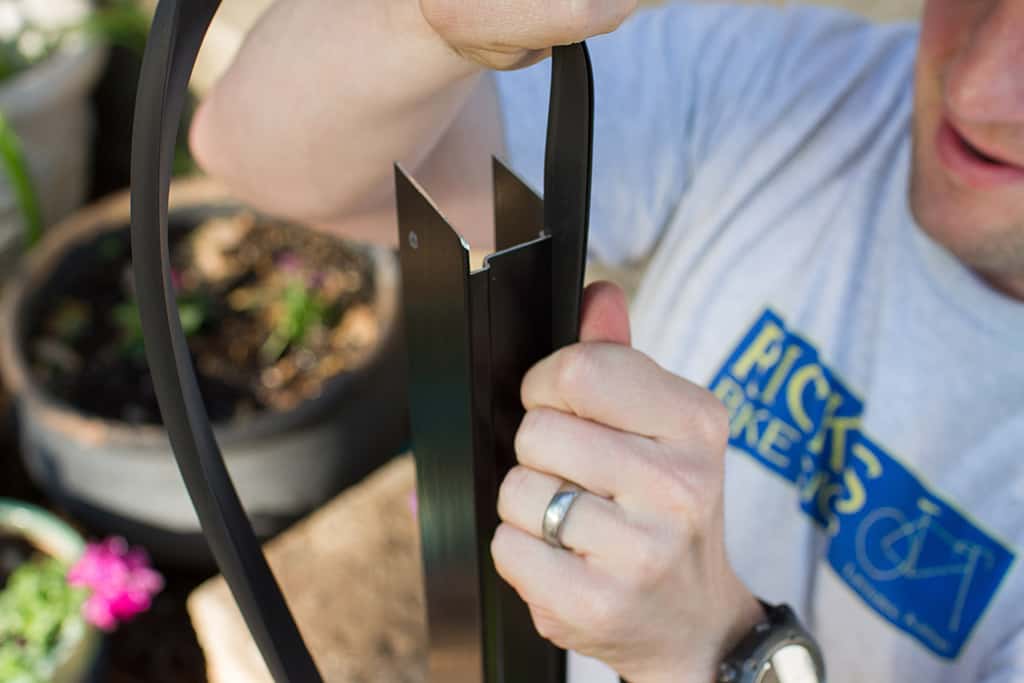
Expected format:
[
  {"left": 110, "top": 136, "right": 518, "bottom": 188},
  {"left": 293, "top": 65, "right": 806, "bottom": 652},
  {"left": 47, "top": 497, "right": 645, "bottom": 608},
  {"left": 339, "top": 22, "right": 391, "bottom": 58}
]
[
  {"left": 78, "top": 1, "right": 150, "bottom": 55},
  {"left": 0, "top": 111, "right": 42, "bottom": 247},
  {"left": 112, "top": 295, "right": 209, "bottom": 361},
  {"left": 261, "top": 280, "right": 330, "bottom": 362},
  {"left": 0, "top": 556, "right": 86, "bottom": 683},
  {"left": 0, "top": 0, "right": 173, "bottom": 249}
]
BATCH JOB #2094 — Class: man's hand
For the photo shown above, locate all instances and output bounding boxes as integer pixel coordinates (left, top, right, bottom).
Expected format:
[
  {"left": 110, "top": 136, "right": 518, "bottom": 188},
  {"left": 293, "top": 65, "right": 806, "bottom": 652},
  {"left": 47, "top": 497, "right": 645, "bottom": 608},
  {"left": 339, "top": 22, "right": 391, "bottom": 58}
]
[
  {"left": 492, "top": 282, "right": 765, "bottom": 683},
  {"left": 193, "top": 0, "right": 638, "bottom": 247},
  {"left": 419, "top": 0, "right": 638, "bottom": 69}
]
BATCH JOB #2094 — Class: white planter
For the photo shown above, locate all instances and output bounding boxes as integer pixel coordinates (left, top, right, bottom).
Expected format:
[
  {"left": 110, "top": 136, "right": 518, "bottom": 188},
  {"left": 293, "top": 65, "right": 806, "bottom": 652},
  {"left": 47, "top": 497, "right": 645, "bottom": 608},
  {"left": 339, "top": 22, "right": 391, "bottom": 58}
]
[{"left": 0, "top": 0, "right": 107, "bottom": 279}]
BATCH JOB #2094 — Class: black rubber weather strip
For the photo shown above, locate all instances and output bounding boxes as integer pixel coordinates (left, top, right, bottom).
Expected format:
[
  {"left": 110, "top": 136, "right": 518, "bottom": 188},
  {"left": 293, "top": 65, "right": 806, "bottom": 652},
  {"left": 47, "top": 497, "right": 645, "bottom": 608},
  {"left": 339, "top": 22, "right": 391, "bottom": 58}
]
[{"left": 130, "top": 1, "right": 322, "bottom": 681}]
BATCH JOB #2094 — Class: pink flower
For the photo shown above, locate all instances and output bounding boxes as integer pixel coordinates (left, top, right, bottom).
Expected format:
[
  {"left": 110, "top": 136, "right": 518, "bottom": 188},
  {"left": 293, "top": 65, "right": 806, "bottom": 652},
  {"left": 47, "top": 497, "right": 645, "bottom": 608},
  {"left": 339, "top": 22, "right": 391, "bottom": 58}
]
[
  {"left": 68, "top": 537, "right": 164, "bottom": 631},
  {"left": 275, "top": 251, "right": 304, "bottom": 273}
]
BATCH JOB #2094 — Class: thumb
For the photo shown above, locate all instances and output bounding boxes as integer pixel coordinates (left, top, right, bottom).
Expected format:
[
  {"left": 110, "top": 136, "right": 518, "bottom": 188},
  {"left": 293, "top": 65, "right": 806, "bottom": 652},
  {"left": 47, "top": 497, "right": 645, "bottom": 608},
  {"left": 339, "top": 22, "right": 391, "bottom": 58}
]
[{"left": 579, "top": 281, "right": 631, "bottom": 346}]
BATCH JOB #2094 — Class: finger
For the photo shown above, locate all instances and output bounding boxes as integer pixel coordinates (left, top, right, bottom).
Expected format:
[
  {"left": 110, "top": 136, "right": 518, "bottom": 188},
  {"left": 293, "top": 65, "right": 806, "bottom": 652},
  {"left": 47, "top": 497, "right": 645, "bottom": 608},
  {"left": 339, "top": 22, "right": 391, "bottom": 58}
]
[
  {"left": 497, "top": 465, "right": 635, "bottom": 559},
  {"left": 420, "top": 0, "right": 638, "bottom": 53},
  {"left": 515, "top": 407, "right": 656, "bottom": 499},
  {"left": 522, "top": 342, "right": 725, "bottom": 443},
  {"left": 579, "top": 281, "right": 631, "bottom": 346},
  {"left": 491, "top": 522, "right": 598, "bottom": 619}
]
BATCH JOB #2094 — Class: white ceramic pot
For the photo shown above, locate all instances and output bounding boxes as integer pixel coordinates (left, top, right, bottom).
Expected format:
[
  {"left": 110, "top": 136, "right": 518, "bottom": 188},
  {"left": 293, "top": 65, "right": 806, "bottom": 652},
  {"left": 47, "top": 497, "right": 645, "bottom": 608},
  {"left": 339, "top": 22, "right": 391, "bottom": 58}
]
[{"left": 0, "top": 0, "right": 107, "bottom": 278}]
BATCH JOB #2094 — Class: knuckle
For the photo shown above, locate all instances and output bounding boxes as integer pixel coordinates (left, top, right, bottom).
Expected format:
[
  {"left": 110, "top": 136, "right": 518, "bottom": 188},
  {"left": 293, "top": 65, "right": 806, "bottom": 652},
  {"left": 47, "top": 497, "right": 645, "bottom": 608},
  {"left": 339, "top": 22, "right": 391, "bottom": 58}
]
[
  {"left": 514, "top": 409, "right": 548, "bottom": 462},
  {"left": 593, "top": 0, "right": 639, "bottom": 33},
  {"left": 645, "top": 448, "right": 705, "bottom": 517},
  {"left": 490, "top": 525, "right": 511, "bottom": 567},
  {"left": 584, "top": 585, "right": 627, "bottom": 632},
  {"left": 661, "top": 466, "right": 712, "bottom": 523},
  {"left": 532, "top": 609, "right": 554, "bottom": 640},
  {"left": 628, "top": 532, "right": 674, "bottom": 586},
  {"left": 497, "top": 466, "right": 531, "bottom": 520},
  {"left": 530, "top": 604, "right": 564, "bottom": 644},
  {"left": 634, "top": 445, "right": 671, "bottom": 484},
  {"left": 555, "top": 0, "right": 636, "bottom": 38},
  {"left": 555, "top": 344, "right": 598, "bottom": 401},
  {"left": 682, "top": 390, "right": 730, "bottom": 453},
  {"left": 418, "top": 0, "right": 457, "bottom": 35},
  {"left": 659, "top": 461, "right": 696, "bottom": 508},
  {"left": 491, "top": 524, "right": 525, "bottom": 580}
]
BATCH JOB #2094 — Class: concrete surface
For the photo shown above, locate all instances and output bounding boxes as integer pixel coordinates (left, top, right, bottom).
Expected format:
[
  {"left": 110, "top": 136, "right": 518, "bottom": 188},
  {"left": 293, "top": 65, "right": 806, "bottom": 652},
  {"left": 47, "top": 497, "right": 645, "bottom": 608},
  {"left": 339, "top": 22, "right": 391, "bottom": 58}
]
[{"left": 188, "top": 456, "right": 427, "bottom": 683}]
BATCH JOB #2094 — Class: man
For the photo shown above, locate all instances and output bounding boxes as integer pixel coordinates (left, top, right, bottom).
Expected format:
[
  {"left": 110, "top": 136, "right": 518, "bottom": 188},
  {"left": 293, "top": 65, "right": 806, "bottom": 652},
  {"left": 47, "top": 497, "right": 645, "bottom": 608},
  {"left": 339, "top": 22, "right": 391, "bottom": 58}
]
[{"left": 189, "top": 1, "right": 1024, "bottom": 681}]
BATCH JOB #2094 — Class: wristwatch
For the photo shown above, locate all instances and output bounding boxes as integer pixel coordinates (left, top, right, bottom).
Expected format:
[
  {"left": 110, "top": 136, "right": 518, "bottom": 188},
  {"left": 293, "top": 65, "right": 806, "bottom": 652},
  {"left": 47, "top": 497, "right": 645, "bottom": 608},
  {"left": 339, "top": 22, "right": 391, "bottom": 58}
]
[{"left": 716, "top": 602, "right": 826, "bottom": 683}]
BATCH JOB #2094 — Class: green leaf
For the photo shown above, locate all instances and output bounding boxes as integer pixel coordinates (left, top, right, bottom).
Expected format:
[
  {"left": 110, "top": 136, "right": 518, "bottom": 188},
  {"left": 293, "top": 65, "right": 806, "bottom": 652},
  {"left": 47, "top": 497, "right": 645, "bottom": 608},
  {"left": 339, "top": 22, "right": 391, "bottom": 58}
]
[
  {"left": 261, "top": 281, "right": 327, "bottom": 362},
  {"left": 0, "top": 111, "right": 43, "bottom": 248},
  {"left": 176, "top": 296, "right": 208, "bottom": 336},
  {"left": 73, "top": 1, "right": 150, "bottom": 55},
  {"left": 0, "top": 557, "right": 85, "bottom": 681}
]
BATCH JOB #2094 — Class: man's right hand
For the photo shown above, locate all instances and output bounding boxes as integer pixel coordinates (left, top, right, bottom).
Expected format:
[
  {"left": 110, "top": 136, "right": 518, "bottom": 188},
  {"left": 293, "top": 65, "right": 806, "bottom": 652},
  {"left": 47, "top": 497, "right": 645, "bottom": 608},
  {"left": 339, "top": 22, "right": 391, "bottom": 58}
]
[
  {"left": 191, "top": 0, "right": 635, "bottom": 247},
  {"left": 419, "top": 0, "right": 637, "bottom": 69}
]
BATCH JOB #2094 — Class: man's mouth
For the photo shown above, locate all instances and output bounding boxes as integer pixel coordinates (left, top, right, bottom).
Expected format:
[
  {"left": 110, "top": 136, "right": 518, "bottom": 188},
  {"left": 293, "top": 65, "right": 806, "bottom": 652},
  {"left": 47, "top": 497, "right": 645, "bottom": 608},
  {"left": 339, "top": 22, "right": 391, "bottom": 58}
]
[{"left": 936, "top": 117, "right": 1024, "bottom": 189}]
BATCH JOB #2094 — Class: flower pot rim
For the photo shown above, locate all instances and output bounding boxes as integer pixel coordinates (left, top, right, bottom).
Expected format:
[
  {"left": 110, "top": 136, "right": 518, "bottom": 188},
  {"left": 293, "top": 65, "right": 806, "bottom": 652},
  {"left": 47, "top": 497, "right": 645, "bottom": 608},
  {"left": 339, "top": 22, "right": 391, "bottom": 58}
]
[
  {"left": 0, "top": 496, "right": 103, "bottom": 682},
  {"left": 0, "top": 178, "right": 404, "bottom": 451},
  {"left": 0, "top": 497, "right": 83, "bottom": 561}
]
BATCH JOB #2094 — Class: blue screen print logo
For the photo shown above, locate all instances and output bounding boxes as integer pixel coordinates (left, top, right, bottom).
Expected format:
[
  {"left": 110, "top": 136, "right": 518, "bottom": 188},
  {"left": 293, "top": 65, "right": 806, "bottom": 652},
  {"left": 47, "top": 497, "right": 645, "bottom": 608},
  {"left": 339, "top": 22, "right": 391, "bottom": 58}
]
[{"left": 709, "top": 309, "right": 1015, "bottom": 659}]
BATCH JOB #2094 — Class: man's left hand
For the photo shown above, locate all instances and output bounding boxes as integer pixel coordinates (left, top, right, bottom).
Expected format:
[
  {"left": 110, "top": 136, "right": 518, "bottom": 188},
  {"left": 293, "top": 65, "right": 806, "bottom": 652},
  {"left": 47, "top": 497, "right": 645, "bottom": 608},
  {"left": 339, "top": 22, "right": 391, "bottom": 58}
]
[{"left": 492, "top": 281, "right": 765, "bottom": 683}]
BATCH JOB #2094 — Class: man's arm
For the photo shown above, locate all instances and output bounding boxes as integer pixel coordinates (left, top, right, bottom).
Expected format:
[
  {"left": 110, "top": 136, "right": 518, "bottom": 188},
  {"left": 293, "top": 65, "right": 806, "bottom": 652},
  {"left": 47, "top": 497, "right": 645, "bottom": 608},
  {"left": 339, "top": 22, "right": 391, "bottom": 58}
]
[{"left": 189, "top": 0, "right": 636, "bottom": 250}]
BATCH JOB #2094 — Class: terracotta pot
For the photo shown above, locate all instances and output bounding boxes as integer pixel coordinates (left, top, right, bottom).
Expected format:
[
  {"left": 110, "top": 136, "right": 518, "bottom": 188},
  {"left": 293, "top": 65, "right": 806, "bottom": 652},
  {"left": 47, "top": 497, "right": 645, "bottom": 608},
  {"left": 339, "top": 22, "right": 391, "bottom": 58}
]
[{"left": 0, "top": 179, "right": 409, "bottom": 568}]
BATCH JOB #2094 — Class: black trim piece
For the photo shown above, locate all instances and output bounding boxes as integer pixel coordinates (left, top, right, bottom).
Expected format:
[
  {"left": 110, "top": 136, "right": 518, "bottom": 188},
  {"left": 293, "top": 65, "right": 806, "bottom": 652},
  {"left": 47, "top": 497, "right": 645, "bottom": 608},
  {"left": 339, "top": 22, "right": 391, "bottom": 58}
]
[
  {"left": 545, "top": 43, "right": 595, "bottom": 349},
  {"left": 129, "top": 1, "right": 322, "bottom": 680}
]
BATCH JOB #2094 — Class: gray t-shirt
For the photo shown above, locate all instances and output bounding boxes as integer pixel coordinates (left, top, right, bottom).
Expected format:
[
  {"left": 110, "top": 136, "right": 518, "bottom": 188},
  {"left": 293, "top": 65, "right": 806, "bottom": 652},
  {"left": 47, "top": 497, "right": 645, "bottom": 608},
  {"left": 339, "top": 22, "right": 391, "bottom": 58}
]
[{"left": 494, "top": 3, "right": 1024, "bottom": 682}]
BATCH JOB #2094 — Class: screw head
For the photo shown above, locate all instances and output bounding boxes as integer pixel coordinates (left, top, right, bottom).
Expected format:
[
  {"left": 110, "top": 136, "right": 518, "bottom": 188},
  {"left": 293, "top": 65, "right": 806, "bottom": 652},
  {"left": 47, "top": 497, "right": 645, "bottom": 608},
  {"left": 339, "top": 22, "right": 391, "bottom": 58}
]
[{"left": 408, "top": 231, "right": 419, "bottom": 249}]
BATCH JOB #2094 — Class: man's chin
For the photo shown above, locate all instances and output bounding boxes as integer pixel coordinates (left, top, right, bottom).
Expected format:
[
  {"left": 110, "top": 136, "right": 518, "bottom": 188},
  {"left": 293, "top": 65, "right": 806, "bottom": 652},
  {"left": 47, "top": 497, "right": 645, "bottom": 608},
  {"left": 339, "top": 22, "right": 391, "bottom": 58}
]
[{"left": 910, "top": 151, "right": 1023, "bottom": 254}]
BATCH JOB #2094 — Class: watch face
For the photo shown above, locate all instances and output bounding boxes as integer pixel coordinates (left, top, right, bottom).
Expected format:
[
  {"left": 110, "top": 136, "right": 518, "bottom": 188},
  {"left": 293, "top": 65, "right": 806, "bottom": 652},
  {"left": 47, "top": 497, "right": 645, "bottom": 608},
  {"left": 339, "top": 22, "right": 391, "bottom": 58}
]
[{"left": 756, "top": 644, "right": 820, "bottom": 683}]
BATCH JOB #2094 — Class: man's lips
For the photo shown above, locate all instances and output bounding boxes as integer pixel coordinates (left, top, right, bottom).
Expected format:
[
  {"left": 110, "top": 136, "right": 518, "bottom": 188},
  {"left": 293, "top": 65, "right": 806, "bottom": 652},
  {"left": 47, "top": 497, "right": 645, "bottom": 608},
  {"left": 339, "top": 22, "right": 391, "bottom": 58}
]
[{"left": 936, "top": 118, "right": 1024, "bottom": 189}]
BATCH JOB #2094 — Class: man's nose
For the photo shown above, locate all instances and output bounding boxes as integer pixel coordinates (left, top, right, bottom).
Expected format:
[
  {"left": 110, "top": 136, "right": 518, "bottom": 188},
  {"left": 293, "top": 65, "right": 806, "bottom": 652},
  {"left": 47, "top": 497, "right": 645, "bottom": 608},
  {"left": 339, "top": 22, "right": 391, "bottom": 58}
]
[{"left": 945, "top": 0, "right": 1024, "bottom": 125}]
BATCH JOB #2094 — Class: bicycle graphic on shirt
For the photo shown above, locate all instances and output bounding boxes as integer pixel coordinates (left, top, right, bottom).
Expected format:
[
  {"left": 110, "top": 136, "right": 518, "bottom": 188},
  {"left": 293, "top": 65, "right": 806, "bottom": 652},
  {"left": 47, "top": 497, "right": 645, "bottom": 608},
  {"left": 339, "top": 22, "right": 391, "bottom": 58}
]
[{"left": 855, "top": 498, "right": 995, "bottom": 634}]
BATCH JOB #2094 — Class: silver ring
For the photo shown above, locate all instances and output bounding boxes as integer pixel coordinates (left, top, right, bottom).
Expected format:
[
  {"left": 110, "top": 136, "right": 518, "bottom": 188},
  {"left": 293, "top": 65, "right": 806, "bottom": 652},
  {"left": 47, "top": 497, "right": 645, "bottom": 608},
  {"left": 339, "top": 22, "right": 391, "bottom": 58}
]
[{"left": 542, "top": 483, "right": 582, "bottom": 549}]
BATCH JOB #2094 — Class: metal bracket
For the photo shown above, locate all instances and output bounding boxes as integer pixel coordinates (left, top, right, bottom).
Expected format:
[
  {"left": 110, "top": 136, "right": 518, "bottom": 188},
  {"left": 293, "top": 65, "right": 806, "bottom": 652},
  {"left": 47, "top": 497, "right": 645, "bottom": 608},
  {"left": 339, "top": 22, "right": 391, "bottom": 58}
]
[
  {"left": 398, "top": 41, "right": 593, "bottom": 683},
  {"left": 398, "top": 158, "right": 563, "bottom": 683}
]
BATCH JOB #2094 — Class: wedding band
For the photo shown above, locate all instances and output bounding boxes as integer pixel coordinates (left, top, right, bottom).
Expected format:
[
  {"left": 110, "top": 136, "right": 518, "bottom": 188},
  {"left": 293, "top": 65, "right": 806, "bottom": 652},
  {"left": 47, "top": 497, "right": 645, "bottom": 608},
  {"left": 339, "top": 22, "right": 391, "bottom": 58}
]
[{"left": 542, "top": 483, "right": 582, "bottom": 549}]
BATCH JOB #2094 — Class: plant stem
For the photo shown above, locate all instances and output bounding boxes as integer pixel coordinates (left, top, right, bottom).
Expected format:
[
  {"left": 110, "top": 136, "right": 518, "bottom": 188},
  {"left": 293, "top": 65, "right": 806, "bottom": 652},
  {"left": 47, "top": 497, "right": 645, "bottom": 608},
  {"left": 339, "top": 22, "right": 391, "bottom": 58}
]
[{"left": 0, "top": 110, "right": 43, "bottom": 248}]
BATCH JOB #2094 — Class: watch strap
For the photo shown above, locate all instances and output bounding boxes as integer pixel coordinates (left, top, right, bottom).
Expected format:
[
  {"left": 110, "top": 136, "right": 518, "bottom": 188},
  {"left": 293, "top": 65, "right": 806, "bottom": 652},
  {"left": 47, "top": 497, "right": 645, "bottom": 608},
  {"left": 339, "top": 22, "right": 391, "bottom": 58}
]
[{"left": 716, "top": 602, "right": 826, "bottom": 683}]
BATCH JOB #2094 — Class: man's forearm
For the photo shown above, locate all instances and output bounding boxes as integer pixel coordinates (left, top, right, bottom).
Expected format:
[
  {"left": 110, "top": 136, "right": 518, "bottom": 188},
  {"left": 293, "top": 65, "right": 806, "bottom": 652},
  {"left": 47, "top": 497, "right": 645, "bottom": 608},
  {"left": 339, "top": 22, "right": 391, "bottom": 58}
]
[{"left": 190, "top": 0, "right": 483, "bottom": 227}]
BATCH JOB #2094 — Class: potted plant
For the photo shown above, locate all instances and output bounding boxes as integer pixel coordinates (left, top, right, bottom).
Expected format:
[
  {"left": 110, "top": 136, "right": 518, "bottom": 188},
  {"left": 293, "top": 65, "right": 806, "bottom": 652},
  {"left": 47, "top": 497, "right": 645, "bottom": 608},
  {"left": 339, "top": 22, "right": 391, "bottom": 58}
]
[
  {"left": 0, "top": 501, "right": 163, "bottom": 683},
  {"left": 0, "top": 498, "right": 100, "bottom": 682},
  {"left": 0, "top": 0, "right": 115, "bottom": 275},
  {"left": 0, "top": 179, "right": 408, "bottom": 568},
  {"left": 0, "top": 0, "right": 158, "bottom": 462}
]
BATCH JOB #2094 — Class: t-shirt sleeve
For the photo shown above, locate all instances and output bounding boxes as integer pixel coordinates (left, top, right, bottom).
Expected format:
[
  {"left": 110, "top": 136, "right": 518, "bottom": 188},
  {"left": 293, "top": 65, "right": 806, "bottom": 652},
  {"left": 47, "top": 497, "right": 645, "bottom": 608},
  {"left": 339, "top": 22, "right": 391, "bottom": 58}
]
[{"left": 493, "top": 1, "right": 897, "bottom": 267}]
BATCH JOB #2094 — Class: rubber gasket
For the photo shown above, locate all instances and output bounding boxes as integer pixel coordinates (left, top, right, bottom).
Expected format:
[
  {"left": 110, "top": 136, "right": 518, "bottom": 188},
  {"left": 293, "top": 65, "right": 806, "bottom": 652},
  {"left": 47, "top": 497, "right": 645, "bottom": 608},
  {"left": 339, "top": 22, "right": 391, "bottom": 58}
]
[{"left": 130, "top": 1, "right": 322, "bottom": 680}]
